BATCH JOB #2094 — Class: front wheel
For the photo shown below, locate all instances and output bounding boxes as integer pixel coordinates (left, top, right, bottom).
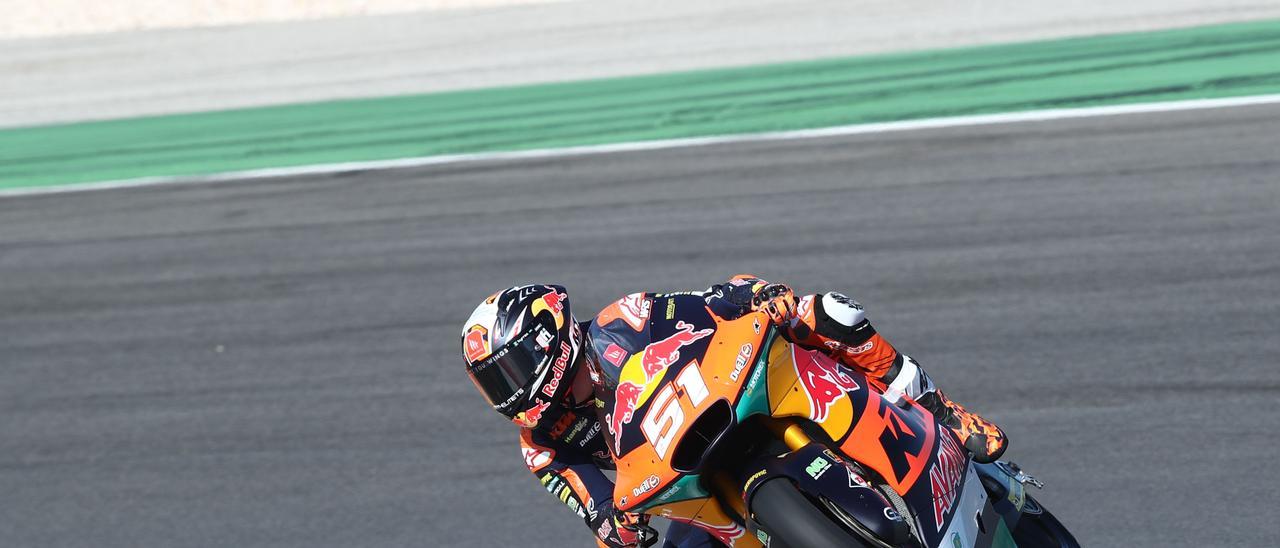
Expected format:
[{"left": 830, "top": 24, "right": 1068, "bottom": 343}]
[
  {"left": 749, "top": 478, "right": 901, "bottom": 548},
  {"left": 1011, "top": 496, "right": 1080, "bottom": 548}
]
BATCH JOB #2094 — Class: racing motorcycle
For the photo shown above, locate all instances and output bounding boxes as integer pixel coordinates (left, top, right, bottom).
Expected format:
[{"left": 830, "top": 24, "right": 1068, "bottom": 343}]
[{"left": 597, "top": 295, "right": 1078, "bottom": 547}]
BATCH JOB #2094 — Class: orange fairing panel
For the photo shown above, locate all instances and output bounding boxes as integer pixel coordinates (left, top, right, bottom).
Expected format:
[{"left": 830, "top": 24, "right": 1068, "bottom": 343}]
[
  {"left": 839, "top": 390, "right": 937, "bottom": 495},
  {"left": 767, "top": 339, "right": 938, "bottom": 496},
  {"left": 613, "top": 310, "right": 768, "bottom": 512},
  {"left": 766, "top": 343, "right": 858, "bottom": 443},
  {"left": 659, "top": 498, "right": 761, "bottom": 548}
]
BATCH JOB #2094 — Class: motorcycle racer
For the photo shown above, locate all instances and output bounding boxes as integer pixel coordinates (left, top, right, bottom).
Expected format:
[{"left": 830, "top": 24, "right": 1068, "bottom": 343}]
[{"left": 461, "top": 277, "right": 1007, "bottom": 547}]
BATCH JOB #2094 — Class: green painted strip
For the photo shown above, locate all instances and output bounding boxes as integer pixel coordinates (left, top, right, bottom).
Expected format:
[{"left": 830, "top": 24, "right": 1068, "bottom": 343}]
[{"left": 3, "top": 19, "right": 1280, "bottom": 190}]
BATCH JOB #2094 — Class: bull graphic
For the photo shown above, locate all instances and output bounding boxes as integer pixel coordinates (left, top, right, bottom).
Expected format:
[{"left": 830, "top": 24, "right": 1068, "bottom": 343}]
[
  {"left": 641, "top": 321, "right": 714, "bottom": 380},
  {"left": 609, "top": 381, "right": 645, "bottom": 449},
  {"left": 794, "top": 349, "right": 861, "bottom": 422}
]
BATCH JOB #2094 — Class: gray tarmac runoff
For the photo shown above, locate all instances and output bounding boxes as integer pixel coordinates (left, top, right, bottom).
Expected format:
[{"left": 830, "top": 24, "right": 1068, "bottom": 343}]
[{"left": 2, "top": 103, "right": 1278, "bottom": 547}]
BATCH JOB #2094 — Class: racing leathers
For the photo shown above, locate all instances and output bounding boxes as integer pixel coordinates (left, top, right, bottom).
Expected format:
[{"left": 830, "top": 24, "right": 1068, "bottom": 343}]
[{"left": 516, "top": 275, "right": 1007, "bottom": 548}]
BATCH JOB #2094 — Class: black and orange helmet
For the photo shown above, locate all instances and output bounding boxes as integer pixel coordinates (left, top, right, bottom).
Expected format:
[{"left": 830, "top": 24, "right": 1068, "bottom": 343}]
[{"left": 461, "top": 284, "right": 584, "bottom": 428}]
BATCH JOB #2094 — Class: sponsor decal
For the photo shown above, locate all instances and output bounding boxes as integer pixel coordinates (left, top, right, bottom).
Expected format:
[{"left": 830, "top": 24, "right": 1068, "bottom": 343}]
[
  {"left": 796, "top": 295, "right": 814, "bottom": 320},
  {"left": 753, "top": 317, "right": 761, "bottom": 334},
  {"left": 597, "top": 518, "right": 613, "bottom": 541},
  {"left": 632, "top": 474, "right": 660, "bottom": 498},
  {"left": 793, "top": 349, "right": 861, "bottom": 421},
  {"left": 535, "top": 326, "right": 554, "bottom": 349},
  {"left": 578, "top": 421, "right": 601, "bottom": 447},
  {"left": 951, "top": 532, "right": 963, "bottom": 548},
  {"left": 1006, "top": 475, "right": 1026, "bottom": 510},
  {"left": 745, "top": 355, "right": 767, "bottom": 393},
  {"left": 542, "top": 288, "right": 565, "bottom": 313},
  {"left": 930, "top": 425, "right": 969, "bottom": 529},
  {"left": 549, "top": 412, "right": 577, "bottom": 437},
  {"left": 657, "top": 484, "right": 681, "bottom": 502},
  {"left": 828, "top": 292, "right": 862, "bottom": 310},
  {"left": 521, "top": 446, "right": 553, "bottom": 470},
  {"left": 618, "top": 294, "right": 651, "bottom": 331},
  {"left": 846, "top": 463, "right": 870, "bottom": 488},
  {"left": 540, "top": 473, "right": 564, "bottom": 494},
  {"left": 512, "top": 400, "right": 550, "bottom": 428},
  {"left": 756, "top": 529, "right": 771, "bottom": 546},
  {"left": 603, "top": 343, "right": 628, "bottom": 366},
  {"left": 806, "top": 456, "right": 832, "bottom": 479},
  {"left": 641, "top": 321, "right": 714, "bottom": 380},
  {"left": 742, "top": 469, "right": 768, "bottom": 497},
  {"left": 884, "top": 507, "right": 903, "bottom": 522},
  {"left": 538, "top": 341, "right": 573, "bottom": 398},
  {"left": 665, "top": 299, "right": 676, "bottom": 319},
  {"left": 729, "top": 343, "right": 754, "bottom": 382},
  {"left": 609, "top": 381, "right": 644, "bottom": 448},
  {"left": 823, "top": 339, "right": 874, "bottom": 356},
  {"left": 532, "top": 289, "right": 568, "bottom": 329},
  {"left": 463, "top": 325, "right": 489, "bottom": 362}
]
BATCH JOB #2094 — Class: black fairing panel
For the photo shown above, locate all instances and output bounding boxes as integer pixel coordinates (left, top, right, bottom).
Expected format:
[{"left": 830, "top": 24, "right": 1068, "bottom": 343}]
[{"left": 740, "top": 444, "right": 910, "bottom": 544}]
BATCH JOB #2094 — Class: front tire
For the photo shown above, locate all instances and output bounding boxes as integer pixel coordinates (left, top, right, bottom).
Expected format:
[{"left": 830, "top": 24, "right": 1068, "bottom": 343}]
[
  {"left": 1011, "top": 496, "right": 1080, "bottom": 548},
  {"left": 749, "top": 478, "right": 881, "bottom": 548}
]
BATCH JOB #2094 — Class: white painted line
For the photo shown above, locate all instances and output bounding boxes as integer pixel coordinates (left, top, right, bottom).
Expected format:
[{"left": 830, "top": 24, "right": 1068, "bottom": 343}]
[{"left": 5, "top": 93, "right": 1280, "bottom": 198}]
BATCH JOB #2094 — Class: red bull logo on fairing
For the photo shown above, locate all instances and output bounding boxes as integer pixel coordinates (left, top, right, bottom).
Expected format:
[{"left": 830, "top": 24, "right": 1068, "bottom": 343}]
[
  {"left": 640, "top": 321, "right": 713, "bottom": 380},
  {"left": 794, "top": 348, "right": 861, "bottom": 422},
  {"left": 609, "top": 381, "right": 645, "bottom": 449}
]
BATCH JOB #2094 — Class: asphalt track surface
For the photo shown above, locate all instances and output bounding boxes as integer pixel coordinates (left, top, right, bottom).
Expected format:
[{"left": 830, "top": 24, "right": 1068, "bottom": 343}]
[{"left": 3, "top": 104, "right": 1279, "bottom": 547}]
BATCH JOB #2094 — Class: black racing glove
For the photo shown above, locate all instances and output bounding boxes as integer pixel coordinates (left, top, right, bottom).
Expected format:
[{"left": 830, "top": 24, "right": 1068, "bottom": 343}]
[
  {"left": 750, "top": 283, "right": 798, "bottom": 325},
  {"left": 589, "top": 499, "right": 658, "bottom": 548}
]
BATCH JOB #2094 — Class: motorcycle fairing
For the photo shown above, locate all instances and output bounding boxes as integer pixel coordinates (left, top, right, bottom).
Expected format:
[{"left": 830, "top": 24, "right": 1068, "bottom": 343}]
[
  {"left": 611, "top": 309, "right": 993, "bottom": 547},
  {"left": 609, "top": 299, "right": 765, "bottom": 512},
  {"left": 759, "top": 335, "right": 982, "bottom": 545}
]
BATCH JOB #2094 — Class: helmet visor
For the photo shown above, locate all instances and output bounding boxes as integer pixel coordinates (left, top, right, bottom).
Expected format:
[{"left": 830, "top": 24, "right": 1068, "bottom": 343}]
[{"left": 466, "top": 322, "right": 555, "bottom": 416}]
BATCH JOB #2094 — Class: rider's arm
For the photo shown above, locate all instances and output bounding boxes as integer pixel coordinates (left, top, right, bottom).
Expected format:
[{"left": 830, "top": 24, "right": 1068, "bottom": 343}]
[
  {"left": 704, "top": 275, "right": 906, "bottom": 383},
  {"left": 785, "top": 291, "right": 902, "bottom": 378},
  {"left": 518, "top": 429, "right": 649, "bottom": 547},
  {"left": 519, "top": 427, "right": 611, "bottom": 520}
]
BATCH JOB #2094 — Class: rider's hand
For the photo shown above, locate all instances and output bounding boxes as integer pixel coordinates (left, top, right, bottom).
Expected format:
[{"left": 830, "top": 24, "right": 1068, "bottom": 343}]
[
  {"left": 590, "top": 500, "right": 658, "bottom": 548},
  {"left": 751, "top": 283, "right": 797, "bottom": 325}
]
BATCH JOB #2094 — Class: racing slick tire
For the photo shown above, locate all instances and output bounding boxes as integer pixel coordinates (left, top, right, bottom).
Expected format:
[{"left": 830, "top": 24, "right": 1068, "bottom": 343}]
[{"left": 1011, "top": 496, "right": 1081, "bottom": 548}]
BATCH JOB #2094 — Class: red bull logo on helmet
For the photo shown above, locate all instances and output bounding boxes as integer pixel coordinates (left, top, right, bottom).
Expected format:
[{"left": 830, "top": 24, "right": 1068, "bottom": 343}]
[
  {"left": 609, "top": 381, "right": 645, "bottom": 449},
  {"left": 532, "top": 289, "right": 568, "bottom": 328},
  {"left": 794, "top": 348, "right": 861, "bottom": 422},
  {"left": 640, "top": 321, "right": 714, "bottom": 381}
]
